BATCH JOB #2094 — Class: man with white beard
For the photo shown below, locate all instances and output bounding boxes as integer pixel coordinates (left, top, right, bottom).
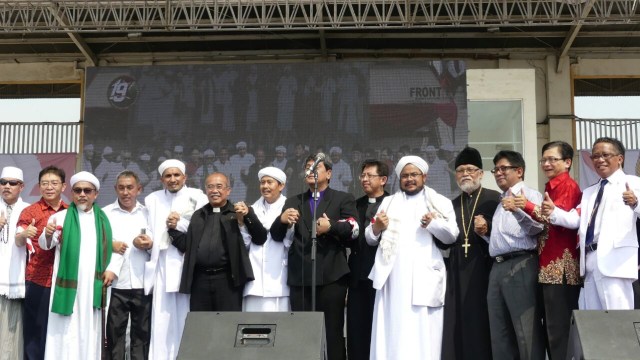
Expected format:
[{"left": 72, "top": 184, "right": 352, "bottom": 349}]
[
  {"left": 441, "top": 147, "right": 501, "bottom": 360},
  {"left": 366, "top": 155, "right": 459, "bottom": 360},
  {"left": 39, "top": 171, "right": 112, "bottom": 360},
  {"left": 144, "top": 159, "right": 208, "bottom": 359}
]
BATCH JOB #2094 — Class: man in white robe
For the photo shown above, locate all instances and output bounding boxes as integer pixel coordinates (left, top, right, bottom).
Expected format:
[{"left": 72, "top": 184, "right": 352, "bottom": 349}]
[
  {"left": 242, "top": 167, "right": 291, "bottom": 311},
  {"left": 366, "top": 156, "right": 459, "bottom": 360},
  {"left": 0, "top": 166, "right": 30, "bottom": 360},
  {"left": 144, "top": 159, "right": 208, "bottom": 359},
  {"left": 38, "top": 171, "right": 112, "bottom": 360}
]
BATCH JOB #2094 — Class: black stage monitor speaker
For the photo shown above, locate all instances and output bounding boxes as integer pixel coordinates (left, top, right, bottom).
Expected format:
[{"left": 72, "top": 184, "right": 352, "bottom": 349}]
[
  {"left": 566, "top": 310, "right": 640, "bottom": 360},
  {"left": 177, "top": 312, "right": 326, "bottom": 360}
]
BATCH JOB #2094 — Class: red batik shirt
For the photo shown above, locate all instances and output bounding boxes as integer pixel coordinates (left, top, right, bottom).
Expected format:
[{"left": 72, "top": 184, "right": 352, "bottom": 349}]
[
  {"left": 18, "top": 198, "right": 68, "bottom": 287},
  {"left": 524, "top": 171, "right": 582, "bottom": 285}
]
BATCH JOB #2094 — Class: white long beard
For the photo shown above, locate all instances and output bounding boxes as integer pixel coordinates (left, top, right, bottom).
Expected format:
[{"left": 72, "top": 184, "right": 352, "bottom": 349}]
[{"left": 459, "top": 180, "right": 481, "bottom": 194}]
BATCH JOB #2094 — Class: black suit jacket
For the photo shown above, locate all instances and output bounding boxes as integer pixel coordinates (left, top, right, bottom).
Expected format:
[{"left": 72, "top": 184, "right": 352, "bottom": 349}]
[
  {"left": 348, "top": 191, "right": 389, "bottom": 287},
  {"left": 170, "top": 201, "right": 267, "bottom": 293},
  {"left": 271, "top": 187, "right": 358, "bottom": 286}
]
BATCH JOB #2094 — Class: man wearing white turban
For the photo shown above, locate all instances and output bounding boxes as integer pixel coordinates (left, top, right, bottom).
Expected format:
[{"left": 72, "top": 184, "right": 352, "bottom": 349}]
[
  {"left": 39, "top": 171, "right": 112, "bottom": 360},
  {"left": 366, "top": 155, "right": 459, "bottom": 360},
  {"left": 144, "top": 160, "right": 208, "bottom": 359},
  {"left": 242, "top": 167, "right": 291, "bottom": 311}
]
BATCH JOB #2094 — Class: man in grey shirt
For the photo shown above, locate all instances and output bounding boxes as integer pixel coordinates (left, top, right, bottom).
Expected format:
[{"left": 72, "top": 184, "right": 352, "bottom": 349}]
[{"left": 486, "top": 150, "right": 545, "bottom": 360}]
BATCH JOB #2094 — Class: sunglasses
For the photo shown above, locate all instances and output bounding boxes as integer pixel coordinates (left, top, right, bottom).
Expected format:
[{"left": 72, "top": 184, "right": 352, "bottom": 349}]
[
  {"left": 72, "top": 187, "right": 96, "bottom": 195},
  {"left": 0, "top": 179, "right": 22, "bottom": 186}
]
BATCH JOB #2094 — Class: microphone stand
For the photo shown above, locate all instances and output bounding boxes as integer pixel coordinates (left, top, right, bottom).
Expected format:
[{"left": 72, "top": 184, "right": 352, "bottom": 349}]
[{"left": 310, "top": 169, "right": 319, "bottom": 312}]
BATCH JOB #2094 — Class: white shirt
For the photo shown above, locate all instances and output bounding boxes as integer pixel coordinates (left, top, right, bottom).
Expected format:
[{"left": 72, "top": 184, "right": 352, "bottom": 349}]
[{"left": 104, "top": 200, "right": 152, "bottom": 290}]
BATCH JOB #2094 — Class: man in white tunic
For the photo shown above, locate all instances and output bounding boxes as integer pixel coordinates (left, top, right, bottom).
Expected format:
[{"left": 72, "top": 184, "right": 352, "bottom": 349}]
[
  {"left": 144, "top": 160, "right": 208, "bottom": 359},
  {"left": 39, "top": 171, "right": 113, "bottom": 360},
  {"left": 242, "top": 167, "right": 291, "bottom": 311},
  {"left": 0, "top": 166, "right": 30, "bottom": 360},
  {"left": 366, "top": 156, "right": 459, "bottom": 360}
]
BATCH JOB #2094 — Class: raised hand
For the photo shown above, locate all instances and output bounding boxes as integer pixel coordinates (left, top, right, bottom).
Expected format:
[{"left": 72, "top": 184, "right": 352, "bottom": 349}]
[
  {"left": 541, "top": 192, "right": 556, "bottom": 217},
  {"left": 280, "top": 208, "right": 300, "bottom": 228},
  {"left": 316, "top": 213, "right": 331, "bottom": 236},
  {"left": 372, "top": 210, "right": 389, "bottom": 235},
  {"left": 23, "top": 219, "right": 38, "bottom": 238},
  {"left": 133, "top": 233, "right": 153, "bottom": 250},
  {"left": 45, "top": 217, "right": 58, "bottom": 239},
  {"left": 474, "top": 214, "right": 488, "bottom": 236},
  {"left": 513, "top": 189, "right": 527, "bottom": 210},
  {"left": 623, "top": 182, "right": 638, "bottom": 208},
  {"left": 501, "top": 189, "right": 517, "bottom": 212}
]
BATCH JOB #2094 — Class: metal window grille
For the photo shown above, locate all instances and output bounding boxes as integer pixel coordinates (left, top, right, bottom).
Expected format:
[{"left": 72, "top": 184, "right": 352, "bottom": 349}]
[{"left": 0, "top": 123, "right": 81, "bottom": 154}]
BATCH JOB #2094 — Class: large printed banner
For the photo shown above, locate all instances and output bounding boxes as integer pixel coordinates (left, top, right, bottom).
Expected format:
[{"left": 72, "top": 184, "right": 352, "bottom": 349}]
[
  {"left": 84, "top": 61, "right": 468, "bottom": 205},
  {"left": 0, "top": 154, "right": 76, "bottom": 204}
]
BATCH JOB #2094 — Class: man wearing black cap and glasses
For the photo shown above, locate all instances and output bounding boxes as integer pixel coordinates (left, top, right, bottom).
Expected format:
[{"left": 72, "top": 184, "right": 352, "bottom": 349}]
[{"left": 441, "top": 147, "right": 500, "bottom": 360}]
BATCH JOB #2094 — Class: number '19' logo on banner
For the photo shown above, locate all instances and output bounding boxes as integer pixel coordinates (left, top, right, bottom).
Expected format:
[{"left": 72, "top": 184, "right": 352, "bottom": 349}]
[{"left": 107, "top": 75, "right": 139, "bottom": 109}]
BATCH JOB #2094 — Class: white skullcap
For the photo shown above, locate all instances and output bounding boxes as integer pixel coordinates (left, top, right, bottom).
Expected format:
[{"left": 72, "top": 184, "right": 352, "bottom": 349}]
[
  {"left": 203, "top": 149, "right": 215, "bottom": 157},
  {"left": 425, "top": 145, "right": 436, "bottom": 153},
  {"left": 140, "top": 153, "right": 151, "bottom": 161},
  {"left": 0, "top": 166, "right": 23, "bottom": 181},
  {"left": 70, "top": 171, "right": 100, "bottom": 191},
  {"left": 258, "top": 166, "right": 287, "bottom": 184},
  {"left": 84, "top": 144, "right": 94, "bottom": 151},
  {"left": 330, "top": 146, "right": 342, "bottom": 155},
  {"left": 173, "top": 145, "right": 184, "bottom": 153},
  {"left": 236, "top": 141, "right": 247, "bottom": 149},
  {"left": 158, "top": 159, "right": 186, "bottom": 176},
  {"left": 102, "top": 146, "right": 113, "bottom": 156},
  {"left": 275, "top": 145, "right": 287, "bottom": 153},
  {"left": 395, "top": 155, "right": 429, "bottom": 178}
]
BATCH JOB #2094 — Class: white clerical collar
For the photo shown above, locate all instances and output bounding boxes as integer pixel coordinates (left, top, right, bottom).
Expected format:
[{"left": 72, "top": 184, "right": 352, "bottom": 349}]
[
  {"left": 212, "top": 207, "right": 221, "bottom": 213},
  {"left": 368, "top": 197, "right": 376, "bottom": 204}
]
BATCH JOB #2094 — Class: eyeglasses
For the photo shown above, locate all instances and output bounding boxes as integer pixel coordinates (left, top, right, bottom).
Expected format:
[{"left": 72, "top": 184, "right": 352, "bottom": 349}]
[
  {"left": 72, "top": 187, "right": 96, "bottom": 195},
  {"left": 206, "top": 184, "right": 228, "bottom": 191},
  {"left": 455, "top": 167, "right": 481, "bottom": 175},
  {"left": 400, "top": 172, "right": 423, "bottom": 180},
  {"left": 0, "top": 179, "right": 22, "bottom": 186},
  {"left": 359, "top": 174, "right": 382, "bottom": 180},
  {"left": 40, "top": 181, "right": 62, "bottom": 187},
  {"left": 590, "top": 153, "right": 619, "bottom": 161},
  {"left": 491, "top": 166, "right": 519, "bottom": 174},
  {"left": 538, "top": 157, "right": 564, "bottom": 165}
]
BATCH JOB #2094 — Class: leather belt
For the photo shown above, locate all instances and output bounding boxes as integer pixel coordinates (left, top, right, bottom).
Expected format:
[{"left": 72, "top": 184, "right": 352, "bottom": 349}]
[
  {"left": 585, "top": 243, "right": 598, "bottom": 253},
  {"left": 493, "top": 250, "right": 536, "bottom": 263},
  {"left": 195, "top": 266, "right": 229, "bottom": 275}
]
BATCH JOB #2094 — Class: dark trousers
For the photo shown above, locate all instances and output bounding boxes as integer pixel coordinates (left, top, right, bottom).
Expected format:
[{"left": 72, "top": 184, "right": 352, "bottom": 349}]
[
  {"left": 346, "top": 279, "right": 376, "bottom": 360},
  {"left": 290, "top": 275, "right": 348, "bottom": 360},
  {"left": 541, "top": 283, "right": 580, "bottom": 360},
  {"left": 23, "top": 281, "right": 50, "bottom": 360},
  {"left": 190, "top": 271, "right": 243, "bottom": 311},
  {"left": 487, "top": 254, "right": 545, "bottom": 360},
  {"left": 106, "top": 288, "right": 152, "bottom": 360}
]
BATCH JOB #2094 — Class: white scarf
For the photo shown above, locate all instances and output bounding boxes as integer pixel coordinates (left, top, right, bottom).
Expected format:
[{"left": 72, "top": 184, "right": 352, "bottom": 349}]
[{"left": 379, "top": 186, "right": 447, "bottom": 264}]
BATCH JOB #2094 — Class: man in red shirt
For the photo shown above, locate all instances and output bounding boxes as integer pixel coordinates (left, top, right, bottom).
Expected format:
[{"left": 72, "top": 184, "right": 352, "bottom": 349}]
[
  {"left": 16, "top": 166, "right": 68, "bottom": 360},
  {"left": 518, "top": 141, "right": 581, "bottom": 360}
]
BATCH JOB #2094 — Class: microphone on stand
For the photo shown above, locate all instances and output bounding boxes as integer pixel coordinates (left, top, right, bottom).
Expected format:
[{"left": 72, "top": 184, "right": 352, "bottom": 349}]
[{"left": 305, "top": 153, "right": 326, "bottom": 176}]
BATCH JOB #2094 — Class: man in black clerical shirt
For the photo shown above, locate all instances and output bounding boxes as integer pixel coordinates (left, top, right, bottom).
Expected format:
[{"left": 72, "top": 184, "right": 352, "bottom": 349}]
[
  {"left": 170, "top": 172, "right": 267, "bottom": 311},
  {"left": 441, "top": 147, "right": 501, "bottom": 360},
  {"left": 346, "top": 159, "right": 389, "bottom": 360}
]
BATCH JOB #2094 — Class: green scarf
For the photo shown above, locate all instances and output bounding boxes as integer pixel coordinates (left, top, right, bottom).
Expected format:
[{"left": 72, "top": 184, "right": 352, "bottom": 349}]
[{"left": 51, "top": 203, "right": 112, "bottom": 315}]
